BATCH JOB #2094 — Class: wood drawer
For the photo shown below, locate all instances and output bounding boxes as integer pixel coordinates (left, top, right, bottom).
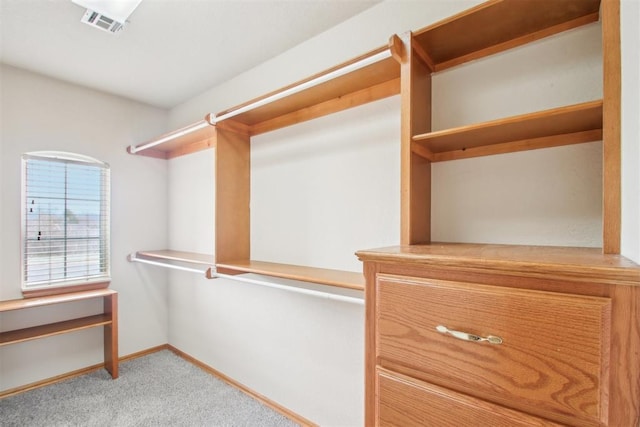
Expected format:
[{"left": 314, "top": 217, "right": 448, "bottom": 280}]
[
  {"left": 377, "top": 368, "right": 563, "bottom": 426},
  {"left": 376, "top": 274, "right": 611, "bottom": 426}
]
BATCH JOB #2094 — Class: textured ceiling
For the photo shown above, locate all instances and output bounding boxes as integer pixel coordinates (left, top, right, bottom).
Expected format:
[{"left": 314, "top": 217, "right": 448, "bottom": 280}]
[{"left": 0, "top": 0, "right": 380, "bottom": 108}]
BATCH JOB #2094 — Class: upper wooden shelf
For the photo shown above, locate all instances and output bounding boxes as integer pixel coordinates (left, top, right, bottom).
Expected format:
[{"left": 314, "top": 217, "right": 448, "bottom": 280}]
[
  {"left": 413, "top": 0, "right": 601, "bottom": 72},
  {"left": 214, "top": 45, "right": 400, "bottom": 136},
  {"left": 215, "top": 260, "right": 365, "bottom": 291},
  {"left": 127, "top": 118, "right": 216, "bottom": 159},
  {"left": 412, "top": 100, "right": 603, "bottom": 161}
]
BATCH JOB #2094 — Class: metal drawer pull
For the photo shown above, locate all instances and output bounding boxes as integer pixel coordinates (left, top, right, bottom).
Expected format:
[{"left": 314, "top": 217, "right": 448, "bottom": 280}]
[{"left": 436, "top": 325, "right": 503, "bottom": 345}]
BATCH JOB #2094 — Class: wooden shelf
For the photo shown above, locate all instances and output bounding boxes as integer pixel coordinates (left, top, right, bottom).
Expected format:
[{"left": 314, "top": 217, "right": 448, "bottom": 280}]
[
  {"left": 127, "top": 118, "right": 216, "bottom": 159},
  {"left": 215, "top": 45, "right": 400, "bottom": 136},
  {"left": 413, "top": 0, "right": 601, "bottom": 71},
  {"left": 412, "top": 100, "right": 603, "bottom": 161},
  {"left": 215, "top": 260, "right": 365, "bottom": 291},
  {"left": 0, "top": 314, "right": 111, "bottom": 346},
  {"left": 134, "top": 250, "right": 215, "bottom": 266}
]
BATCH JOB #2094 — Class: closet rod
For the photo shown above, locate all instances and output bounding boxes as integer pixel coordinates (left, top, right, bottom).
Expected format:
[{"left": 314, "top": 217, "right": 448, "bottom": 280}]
[
  {"left": 213, "top": 272, "right": 365, "bottom": 306},
  {"left": 128, "top": 119, "right": 212, "bottom": 154},
  {"left": 210, "top": 48, "right": 393, "bottom": 125},
  {"left": 128, "top": 253, "right": 211, "bottom": 276}
]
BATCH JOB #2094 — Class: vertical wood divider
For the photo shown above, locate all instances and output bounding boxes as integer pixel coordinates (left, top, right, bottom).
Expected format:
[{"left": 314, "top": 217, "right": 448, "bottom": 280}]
[
  {"left": 103, "top": 292, "right": 118, "bottom": 378},
  {"left": 363, "top": 261, "right": 379, "bottom": 426},
  {"left": 400, "top": 32, "right": 432, "bottom": 245},
  {"left": 215, "top": 124, "right": 251, "bottom": 266},
  {"left": 602, "top": 0, "right": 621, "bottom": 254}
]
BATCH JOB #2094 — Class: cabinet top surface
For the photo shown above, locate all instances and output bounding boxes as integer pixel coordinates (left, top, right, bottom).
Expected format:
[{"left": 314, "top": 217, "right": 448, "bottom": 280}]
[{"left": 356, "top": 243, "right": 640, "bottom": 283}]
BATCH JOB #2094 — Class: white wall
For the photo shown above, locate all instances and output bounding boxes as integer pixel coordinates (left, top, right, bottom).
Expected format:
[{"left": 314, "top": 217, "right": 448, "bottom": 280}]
[
  {"left": 431, "top": 23, "right": 603, "bottom": 246},
  {"left": 0, "top": 65, "right": 170, "bottom": 392},
  {"left": 621, "top": 0, "right": 640, "bottom": 263}
]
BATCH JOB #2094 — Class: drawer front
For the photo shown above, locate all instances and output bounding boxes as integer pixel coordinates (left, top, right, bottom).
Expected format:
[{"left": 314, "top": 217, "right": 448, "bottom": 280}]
[
  {"left": 376, "top": 274, "right": 611, "bottom": 425},
  {"left": 377, "top": 369, "right": 563, "bottom": 427}
]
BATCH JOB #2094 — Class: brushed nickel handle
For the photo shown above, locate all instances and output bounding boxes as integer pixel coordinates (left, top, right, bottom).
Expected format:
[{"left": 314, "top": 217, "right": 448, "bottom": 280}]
[{"left": 436, "top": 325, "right": 503, "bottom": 345}]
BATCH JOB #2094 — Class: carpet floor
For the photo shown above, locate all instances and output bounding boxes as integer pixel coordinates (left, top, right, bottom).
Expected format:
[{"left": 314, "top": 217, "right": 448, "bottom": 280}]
[{"left": 0, "top": 350, "right": 300, "bottom": 427}]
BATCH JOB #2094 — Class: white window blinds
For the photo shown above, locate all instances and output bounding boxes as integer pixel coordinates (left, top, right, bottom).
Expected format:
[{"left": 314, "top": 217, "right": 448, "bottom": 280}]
[{"left": 22, "top": 152, "right": 110, "bottom": 289}]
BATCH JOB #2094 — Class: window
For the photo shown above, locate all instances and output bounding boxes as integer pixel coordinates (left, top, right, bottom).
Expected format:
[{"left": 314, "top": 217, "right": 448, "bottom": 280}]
[{"left": 22, "top": 152, "right": 110, "bottom": 294}]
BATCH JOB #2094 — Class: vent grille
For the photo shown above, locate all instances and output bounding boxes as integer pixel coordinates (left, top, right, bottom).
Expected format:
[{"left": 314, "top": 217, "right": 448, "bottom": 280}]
[{"left": 80, "top": 9, "right": 125, "bottom": 34}]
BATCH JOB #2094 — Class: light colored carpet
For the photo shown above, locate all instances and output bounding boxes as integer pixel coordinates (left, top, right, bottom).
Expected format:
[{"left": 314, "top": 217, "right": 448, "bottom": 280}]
[{"left": 0, "top": 350, "right": 300, "bottom": 427}]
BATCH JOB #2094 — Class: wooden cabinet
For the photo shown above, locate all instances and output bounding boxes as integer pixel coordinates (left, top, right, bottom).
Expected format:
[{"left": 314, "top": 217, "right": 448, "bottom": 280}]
[{"left": 357, "top": 244, "right": 640, "bottom": 426}]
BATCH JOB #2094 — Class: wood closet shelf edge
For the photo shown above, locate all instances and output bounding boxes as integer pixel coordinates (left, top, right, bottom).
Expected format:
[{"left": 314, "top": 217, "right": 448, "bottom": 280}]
[{"left": 216, "top": 260, "right": 365, "bottom": 291}]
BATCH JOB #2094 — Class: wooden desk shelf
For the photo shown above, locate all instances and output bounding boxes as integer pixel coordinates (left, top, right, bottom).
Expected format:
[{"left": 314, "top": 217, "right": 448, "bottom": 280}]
[
  {"left": 215, "top": 260, "right": 365, "bottom": 291},
  {"left": 0, "top": 289, "right": 118, "bottom": 379}
]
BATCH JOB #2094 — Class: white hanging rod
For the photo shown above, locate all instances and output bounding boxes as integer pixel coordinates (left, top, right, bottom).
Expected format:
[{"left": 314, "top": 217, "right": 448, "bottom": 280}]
[
  {"left": 211, "top": 49, "right": 392, "bottom": 125},
  {"left": 212, "top": 272, "right": 364, "bottom": 306},
  {"left": 128, "top": 119, "right": 212, "bottom": 154},
  {"left": 128, "top": 253, "right": 211, "bottom": 276}
]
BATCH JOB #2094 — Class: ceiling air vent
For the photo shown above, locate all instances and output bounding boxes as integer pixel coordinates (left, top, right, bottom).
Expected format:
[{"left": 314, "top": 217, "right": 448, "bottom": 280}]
[
  {"left": 72, "top": 1, "right": 142, "bottom": 34},
  {"left": 80, "top": 9, "right": 125, "bottom": 34}
]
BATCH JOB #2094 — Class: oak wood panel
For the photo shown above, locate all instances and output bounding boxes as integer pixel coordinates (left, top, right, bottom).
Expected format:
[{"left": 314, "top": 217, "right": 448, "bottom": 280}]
[
  {"left": 166, "top": 136, "right": 216, "bottom": 159},
  {"left": 400, "top": 33, "right": 432, "bottom": 246},
  {"left": 0, "top": 314, "right": 112, "bottom": 346},
  {"left": 413, "top": 0, "right": 601, "bottom": 71},
  {"left": 135, "top": 250, "right": 214, "bottom": 266},
  {"left": 601, "top": 0, "right": 621, "bottom": 254},
  {"left": 413, "top": 100, "right": 603, "bottom": 156},
  {"left": 376, "top": 275, "right": 611, "bottom": 425},
  {"left": 377, "top": 369, "right": 563, "bottom": 427},
  {"left": 215, "top": 46, "right": 399, "bottom": 128},
  {"left": 215, "top": 259, "right": 364, "bottom": 290},
  {"left": 215, "top": 128, "right": 250, "bottom": 264}
]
